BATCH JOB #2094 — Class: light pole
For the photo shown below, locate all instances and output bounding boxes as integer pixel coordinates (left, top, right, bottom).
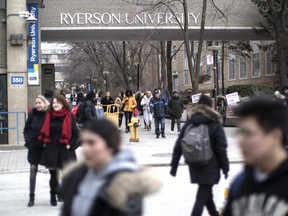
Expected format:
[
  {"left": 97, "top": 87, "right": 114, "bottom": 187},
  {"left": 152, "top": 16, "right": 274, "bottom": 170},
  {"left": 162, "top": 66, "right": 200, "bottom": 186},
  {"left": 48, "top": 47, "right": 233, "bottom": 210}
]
[
  {"left": 103, "top": 71, "right": 109, "bottom": 92},
  {"left": 207, "top": 45, "right": 222, "bottom": 108}
]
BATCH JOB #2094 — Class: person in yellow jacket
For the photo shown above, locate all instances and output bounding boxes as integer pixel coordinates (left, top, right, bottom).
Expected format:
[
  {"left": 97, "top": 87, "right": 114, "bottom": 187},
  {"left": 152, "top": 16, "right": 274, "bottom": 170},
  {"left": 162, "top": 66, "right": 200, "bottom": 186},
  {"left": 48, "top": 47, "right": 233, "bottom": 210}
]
[{"left": 122, "top": 90, "right": 137, "bottom": 133}]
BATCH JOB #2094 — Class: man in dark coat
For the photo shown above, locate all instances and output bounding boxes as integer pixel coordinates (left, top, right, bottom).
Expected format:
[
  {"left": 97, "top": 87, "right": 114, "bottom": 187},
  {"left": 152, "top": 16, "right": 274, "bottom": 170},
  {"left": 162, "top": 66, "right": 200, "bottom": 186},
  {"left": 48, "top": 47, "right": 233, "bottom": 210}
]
[
  {"left": 168, "top": 91, "right": 184, "bottom": 134},
  {"left": 150, "top": 89, "right": 166, "bottom": 138},
  {"left": 101, "top": 91, "right": 114, "bottom": 113},
  {"left": 170, "top": 95, "right": 229, "bottom": 216}
]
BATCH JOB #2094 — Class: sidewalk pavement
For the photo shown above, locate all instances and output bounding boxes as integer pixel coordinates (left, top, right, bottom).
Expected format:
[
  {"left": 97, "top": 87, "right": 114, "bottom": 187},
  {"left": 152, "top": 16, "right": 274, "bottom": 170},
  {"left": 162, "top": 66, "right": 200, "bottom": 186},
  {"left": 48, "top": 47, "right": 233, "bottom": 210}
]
[{"left": 0, "top": 119, "right": 242, "bottom": 173}]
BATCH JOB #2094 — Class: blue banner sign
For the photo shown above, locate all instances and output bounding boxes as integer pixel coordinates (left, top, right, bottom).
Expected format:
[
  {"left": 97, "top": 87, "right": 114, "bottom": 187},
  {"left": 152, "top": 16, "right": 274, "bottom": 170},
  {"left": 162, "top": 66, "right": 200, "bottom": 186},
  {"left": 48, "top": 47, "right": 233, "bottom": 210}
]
[
  {"left": 27, "top": 3, "right": 39, "bottom": 85},
  {"left": 11, "top": 76, "right": 24, "bottom": 85}
]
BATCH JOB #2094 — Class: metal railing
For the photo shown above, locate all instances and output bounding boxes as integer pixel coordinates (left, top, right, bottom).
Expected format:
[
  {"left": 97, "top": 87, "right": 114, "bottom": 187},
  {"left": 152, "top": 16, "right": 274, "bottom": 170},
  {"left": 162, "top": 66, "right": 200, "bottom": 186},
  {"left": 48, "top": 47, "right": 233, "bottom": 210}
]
[{"left": 0, "top": 112, "right": 27, "bottom": 144}]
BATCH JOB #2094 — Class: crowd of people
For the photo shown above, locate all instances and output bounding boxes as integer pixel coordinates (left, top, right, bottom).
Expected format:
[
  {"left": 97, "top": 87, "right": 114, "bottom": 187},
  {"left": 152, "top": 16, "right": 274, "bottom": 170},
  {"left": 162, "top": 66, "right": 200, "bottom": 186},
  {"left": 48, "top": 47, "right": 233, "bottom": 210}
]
[{"left": 23, "top": 88, "right": 288, "bottom": 216}]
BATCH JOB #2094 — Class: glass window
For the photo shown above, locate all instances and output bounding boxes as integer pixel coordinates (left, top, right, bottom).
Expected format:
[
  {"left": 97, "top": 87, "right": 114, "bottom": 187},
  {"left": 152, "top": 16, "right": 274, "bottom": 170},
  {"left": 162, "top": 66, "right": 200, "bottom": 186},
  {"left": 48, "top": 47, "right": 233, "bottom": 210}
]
[
  {"left": 184, "top": 70, "right": 189, "bottom": 86},
  {"left": 229, "top": 58, "right": 235, "bottom": 80},
  {"left": 240, "top": 56, "right": 247, "bottom": 79},
  {"left": 173, "top": 74, "right": 179, "bottom": 91},
  {"left": 267, "top": 46, "right": 276, "bottom": 75},
  {"left": 253, "top": 53, "right": 260, "bottom": 77},
  {"left": 172, "top": 45, "right": 177, "bottom": 60}
]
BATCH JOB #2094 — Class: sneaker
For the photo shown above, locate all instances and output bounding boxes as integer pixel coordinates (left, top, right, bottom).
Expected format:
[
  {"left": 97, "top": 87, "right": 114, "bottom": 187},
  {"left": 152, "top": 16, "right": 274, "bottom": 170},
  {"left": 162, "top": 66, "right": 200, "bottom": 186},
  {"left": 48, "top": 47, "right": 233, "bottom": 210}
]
[
  {"left": 162, "top": 135, "right": 166, "bottom": 138},
  {"left": 170, "top": 131, "right": 174, "bottom": 135},
  {"left": 125, "top": 129, "right": 128, "bottom": 133},
  {"left": 156, "top": 135, "right": 160, "bottom": 139}
]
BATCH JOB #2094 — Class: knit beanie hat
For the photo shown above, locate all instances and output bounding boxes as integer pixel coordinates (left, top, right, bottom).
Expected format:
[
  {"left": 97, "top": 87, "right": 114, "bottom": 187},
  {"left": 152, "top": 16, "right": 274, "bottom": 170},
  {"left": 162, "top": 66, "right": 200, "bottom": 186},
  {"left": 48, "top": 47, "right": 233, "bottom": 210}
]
[
  {"left": 83, "top": 119, "right": 121, "bottom": 154},
  {"left": 154, "top": 89, "right": 161, "bottom": 95}
]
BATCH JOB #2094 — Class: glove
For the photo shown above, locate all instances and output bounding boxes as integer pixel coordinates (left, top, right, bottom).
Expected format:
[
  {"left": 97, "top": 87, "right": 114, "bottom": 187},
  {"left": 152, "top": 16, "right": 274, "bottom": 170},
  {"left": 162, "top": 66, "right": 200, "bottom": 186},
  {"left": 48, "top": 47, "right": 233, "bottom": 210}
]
[
  {"left": 170, "top": 168, "right": 177, "bottom": 177},
  {"left": 224, "top": 172, "right": 229, "bottom": 179}
]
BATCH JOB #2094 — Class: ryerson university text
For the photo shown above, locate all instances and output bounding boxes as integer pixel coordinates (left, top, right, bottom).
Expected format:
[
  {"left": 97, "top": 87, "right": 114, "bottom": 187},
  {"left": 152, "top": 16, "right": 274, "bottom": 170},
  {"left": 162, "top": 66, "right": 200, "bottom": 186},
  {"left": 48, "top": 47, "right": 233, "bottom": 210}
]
[{"left": 60, "top": 12, "right": 200, "bottom": 25}]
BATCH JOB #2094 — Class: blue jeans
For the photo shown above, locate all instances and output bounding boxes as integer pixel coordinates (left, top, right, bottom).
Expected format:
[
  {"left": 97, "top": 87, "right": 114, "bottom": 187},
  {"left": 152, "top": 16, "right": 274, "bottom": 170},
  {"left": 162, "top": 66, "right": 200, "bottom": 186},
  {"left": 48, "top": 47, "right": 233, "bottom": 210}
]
[{"left": 154, "top": 117, "right": 165, "bottom": 136}]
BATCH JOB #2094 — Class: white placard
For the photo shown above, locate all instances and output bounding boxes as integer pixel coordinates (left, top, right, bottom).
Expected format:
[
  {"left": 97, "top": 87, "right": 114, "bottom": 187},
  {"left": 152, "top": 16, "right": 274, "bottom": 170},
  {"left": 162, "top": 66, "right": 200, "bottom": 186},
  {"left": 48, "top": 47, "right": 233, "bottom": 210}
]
[
  {"left": 225, "top": 92, "right": 240, "bottom": 105},
  {"left": 207, "top": 54, "right": 213, "bottom": 65},
  {"left": 192, "top": 93, "right": 202, "bottom": 104}
]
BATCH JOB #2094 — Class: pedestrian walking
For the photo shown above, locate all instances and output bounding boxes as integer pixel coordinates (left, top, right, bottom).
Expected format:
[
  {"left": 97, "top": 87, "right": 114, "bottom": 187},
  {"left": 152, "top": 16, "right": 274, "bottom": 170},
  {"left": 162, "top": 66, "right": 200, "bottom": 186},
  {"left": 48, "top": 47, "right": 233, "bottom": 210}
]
[
  {"left": 216, "top": 95, "right": 227, "bottom": 125},
  {"left": 170, "top": 95, "right": 229, "bottom": 216},
  {"left": 24, "top": 95, "right": 50, "bottom": 207},
  {"left": 150, "top": 89, "right": 166, "bottom": 138},
  {"left": 135, "top": 91, "right": 143, "bottom": 115},
  {"left": 122, "top": 90, "right": 137, "bottom": 133},
  {"left": 76, "top": 91, "right": 97, "bottom": 126},
  {"left": 115, "top": 91, "right": 124, "bottom": 131},
  {"left": 38, "top": 95, "right": 79, "bottom": 206},
  {"left": 101, "top": 91, "right": 114, "bottom": 113},
  {"left": 60, "top": 119, "right": 162, "bottom": 216},
  {"left": 141, "top": 91, "right": 153, "bottom": 131},
  {"left": 168, "top": 91, "right": 183, "bottom": 134},
  {"left": 224, "top": 97, "right": 288, "bottom": 216}
]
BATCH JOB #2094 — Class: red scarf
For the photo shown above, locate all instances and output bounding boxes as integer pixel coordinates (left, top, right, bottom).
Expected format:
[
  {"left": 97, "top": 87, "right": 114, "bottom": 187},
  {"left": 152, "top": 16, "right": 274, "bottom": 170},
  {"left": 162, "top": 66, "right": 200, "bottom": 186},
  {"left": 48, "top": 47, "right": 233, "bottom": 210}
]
[{"left": 38, "top": 108, "right": 72, "bottom": 145}]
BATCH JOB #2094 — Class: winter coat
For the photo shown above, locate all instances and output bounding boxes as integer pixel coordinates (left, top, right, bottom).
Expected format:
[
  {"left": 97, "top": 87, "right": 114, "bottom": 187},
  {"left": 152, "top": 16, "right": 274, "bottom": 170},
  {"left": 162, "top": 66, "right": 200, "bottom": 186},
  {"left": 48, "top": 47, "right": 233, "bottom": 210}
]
[
  {"left": 60, "top": 150, "right": 162, "bottom": 216},
  {"left": 224, "top": 159, "right": 288, "bottom": 216},
  {"left": 80, "top": 100, "right": 97, "bottom": 124},
  {"left": 168, "top": 96, "right": 183, "bottom": 119},
  {"left": 39, "top": 114, "right": 79, "bottom": 169},
  {"left": 170, "top": 104, "right": 230, "bottom": 185},
  {"left": 115, "top": 97, "right": 124, "bottom": 114},
  {"left": 101, "top": 97, "right": 114, "bottom": 113},
  {"left": 150, "top": 97, "right": 166, "bottom": 118},
  {"left": 141, "top": 96, "right": 152, "bottom": 112},
  {"left": 122, "top": 96, "right": 137, "bottom": 112},
  {"left": 23, "top": 108, "right": 46, "bottom": 164}
]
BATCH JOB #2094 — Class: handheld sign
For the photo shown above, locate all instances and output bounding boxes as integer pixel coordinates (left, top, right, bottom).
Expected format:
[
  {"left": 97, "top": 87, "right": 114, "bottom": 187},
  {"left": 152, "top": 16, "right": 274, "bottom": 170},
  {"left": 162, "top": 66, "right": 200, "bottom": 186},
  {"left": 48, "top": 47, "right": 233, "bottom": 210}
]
[
  {"left": 192, "top": 93, "right": 202, "bottom": 104},
  {"left": 225, "top": 92, "right": 240, "bottom": 105}
]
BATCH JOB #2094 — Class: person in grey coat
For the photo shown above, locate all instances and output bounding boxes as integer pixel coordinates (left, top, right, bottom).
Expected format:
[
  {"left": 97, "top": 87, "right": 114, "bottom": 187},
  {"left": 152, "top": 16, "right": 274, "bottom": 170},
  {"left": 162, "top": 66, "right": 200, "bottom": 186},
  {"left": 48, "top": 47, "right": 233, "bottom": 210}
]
[{"left": 170, "top": 95, "right": 229, "bottom": 216}]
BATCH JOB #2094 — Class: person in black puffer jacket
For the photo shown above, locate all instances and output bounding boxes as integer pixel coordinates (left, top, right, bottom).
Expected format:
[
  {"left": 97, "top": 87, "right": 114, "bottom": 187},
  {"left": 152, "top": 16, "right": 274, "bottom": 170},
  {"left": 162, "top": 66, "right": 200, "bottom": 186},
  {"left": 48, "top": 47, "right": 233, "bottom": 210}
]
[
  {"left": 170, "top": 95, "right": 229, "bottom": 216},
  {"left": 77, "top": 91, "right": 97, "bottom": 126},
  {"left": 24, "top": 95, "right": 50, "bottom": 207}
]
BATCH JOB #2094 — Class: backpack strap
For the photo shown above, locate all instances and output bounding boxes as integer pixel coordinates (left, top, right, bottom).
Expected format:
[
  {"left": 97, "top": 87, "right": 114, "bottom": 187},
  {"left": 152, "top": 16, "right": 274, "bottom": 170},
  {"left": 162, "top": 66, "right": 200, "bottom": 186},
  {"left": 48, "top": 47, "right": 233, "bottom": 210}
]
[{"left": 229, "top": 172, "right": 246, "bottom": 199}]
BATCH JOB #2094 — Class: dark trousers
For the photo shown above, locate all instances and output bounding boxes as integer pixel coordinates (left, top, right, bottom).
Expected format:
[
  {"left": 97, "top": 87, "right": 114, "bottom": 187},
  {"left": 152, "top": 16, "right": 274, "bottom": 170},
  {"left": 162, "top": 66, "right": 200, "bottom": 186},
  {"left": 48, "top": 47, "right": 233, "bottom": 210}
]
[
  {"left": 191, "top": 185, "right": 219, "bottom": 216},
  {"left": 124, "top": 111, "right": 133, "bottom": 130},
  {"left": 119, "top": 113, "right": 123, "bottom": 127},
  {"left": 29, "top": 164, "right": 38, "bottom": 196},
  {"left": 171, "top": 118, "right": 181, "bottom": 132},
  {"left": 154, "top": 117, "right": 165, "bottom": 136}
]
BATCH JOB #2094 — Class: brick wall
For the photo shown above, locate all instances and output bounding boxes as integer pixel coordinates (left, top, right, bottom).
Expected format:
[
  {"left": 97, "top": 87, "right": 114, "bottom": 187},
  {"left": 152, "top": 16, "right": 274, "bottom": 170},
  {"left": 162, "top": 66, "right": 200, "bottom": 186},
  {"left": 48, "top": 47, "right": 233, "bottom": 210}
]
[
  {"left": 0, "top": 10, "right": 7, "bottom": 70},
  {"left": 172, "top": 41, "right": 280, "bottom": 95}
]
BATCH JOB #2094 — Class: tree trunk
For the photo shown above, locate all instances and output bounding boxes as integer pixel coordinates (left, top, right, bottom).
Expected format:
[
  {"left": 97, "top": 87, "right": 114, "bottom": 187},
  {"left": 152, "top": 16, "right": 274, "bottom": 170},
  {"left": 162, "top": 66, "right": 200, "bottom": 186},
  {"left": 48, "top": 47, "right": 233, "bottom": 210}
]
[
  {"left": 122, "top": 41, "right": 131, "bottom": 90},
  {"left": 182, "top": 0, "right": 194, "bottom": 92},
  {"left": 194, "top": 0, "right": 208, "bottom": 94},
  {"left": 160, "top": 41, "right": 167, "bottom": 92},
  {"left": 166, "top": 41, "right": 173, "bottom": 95}
]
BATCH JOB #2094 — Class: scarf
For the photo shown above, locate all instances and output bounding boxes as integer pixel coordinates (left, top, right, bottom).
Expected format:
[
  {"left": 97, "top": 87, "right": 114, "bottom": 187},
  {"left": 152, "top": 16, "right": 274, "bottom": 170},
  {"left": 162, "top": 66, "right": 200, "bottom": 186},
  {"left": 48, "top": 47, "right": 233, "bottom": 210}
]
[{"left": 38, "top": 108, "right": 72, "bottom": 145}]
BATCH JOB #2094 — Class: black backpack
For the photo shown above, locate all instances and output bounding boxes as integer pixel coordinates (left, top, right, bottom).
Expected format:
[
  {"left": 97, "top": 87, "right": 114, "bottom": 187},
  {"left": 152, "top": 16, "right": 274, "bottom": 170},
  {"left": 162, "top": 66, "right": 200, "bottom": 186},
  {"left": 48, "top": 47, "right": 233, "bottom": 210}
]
[
  {"left": 76, "top": 102, "right": 85, "bottom": 124},
  {"left": 181, "top": 124, "right": 213, "bottom": 166}
]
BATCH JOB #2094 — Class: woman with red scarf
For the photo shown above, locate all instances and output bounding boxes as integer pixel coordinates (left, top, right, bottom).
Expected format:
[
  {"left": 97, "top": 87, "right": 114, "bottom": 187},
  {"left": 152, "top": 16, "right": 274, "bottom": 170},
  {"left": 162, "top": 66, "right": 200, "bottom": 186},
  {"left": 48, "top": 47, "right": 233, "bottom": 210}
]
[{"left": 38, "top": 95, "right": 79, "bottom": 207}]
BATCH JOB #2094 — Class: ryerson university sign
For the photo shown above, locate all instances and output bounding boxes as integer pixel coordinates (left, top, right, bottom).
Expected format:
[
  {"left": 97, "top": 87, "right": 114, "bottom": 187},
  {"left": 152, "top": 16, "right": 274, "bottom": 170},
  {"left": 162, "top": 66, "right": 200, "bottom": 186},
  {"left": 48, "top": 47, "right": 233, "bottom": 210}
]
[{"left": 60, "top": 12, "right": 200, "bottom": 26}]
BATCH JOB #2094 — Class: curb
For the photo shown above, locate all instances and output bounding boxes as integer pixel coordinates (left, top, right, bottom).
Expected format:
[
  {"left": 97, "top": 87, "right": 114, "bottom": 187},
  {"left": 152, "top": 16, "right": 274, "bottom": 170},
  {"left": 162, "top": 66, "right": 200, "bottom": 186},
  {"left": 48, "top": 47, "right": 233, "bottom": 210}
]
[{"left": 0, "top": 160, "right": 244, "bottom": 173}]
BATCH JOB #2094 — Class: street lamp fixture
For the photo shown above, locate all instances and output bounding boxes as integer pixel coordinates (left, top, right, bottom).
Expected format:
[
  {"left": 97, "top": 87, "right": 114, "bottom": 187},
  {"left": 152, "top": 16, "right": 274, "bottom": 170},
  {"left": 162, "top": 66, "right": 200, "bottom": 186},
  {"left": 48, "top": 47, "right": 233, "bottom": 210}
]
[
  {"left": 103, "top": 71, "right": 110, "bottom": 92},
  {"left": 207, "top": 45, "right": 222, "bottom": 109}
]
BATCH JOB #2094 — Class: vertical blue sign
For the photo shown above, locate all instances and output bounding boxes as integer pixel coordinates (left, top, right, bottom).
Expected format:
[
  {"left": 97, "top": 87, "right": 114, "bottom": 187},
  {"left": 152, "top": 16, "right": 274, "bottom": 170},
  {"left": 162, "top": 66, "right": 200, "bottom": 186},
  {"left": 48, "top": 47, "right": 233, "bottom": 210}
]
[{"left": 27, "top": 3, "right": 39, "bottom": 85}]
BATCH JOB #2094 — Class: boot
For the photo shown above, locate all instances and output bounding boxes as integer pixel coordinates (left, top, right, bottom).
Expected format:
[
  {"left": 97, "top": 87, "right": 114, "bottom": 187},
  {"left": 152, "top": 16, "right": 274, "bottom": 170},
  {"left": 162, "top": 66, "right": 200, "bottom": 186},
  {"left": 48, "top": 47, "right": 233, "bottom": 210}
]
[
  {"left": 49, "top": 170, "right": 58, "bottom": 206},
  {"left": 27, "top": 194, "right": 34, "bottom": 207},
  {"left": 50, "top": 193, "right": 57, "bottom": 206}
]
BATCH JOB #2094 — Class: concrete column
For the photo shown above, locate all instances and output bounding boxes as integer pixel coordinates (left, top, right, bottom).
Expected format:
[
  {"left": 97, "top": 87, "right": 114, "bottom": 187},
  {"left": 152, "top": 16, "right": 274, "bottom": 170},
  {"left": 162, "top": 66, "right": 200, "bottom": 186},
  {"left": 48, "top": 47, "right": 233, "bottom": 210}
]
[{"left": 6, "top": 0, "right": 27, "bottom": 145}]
